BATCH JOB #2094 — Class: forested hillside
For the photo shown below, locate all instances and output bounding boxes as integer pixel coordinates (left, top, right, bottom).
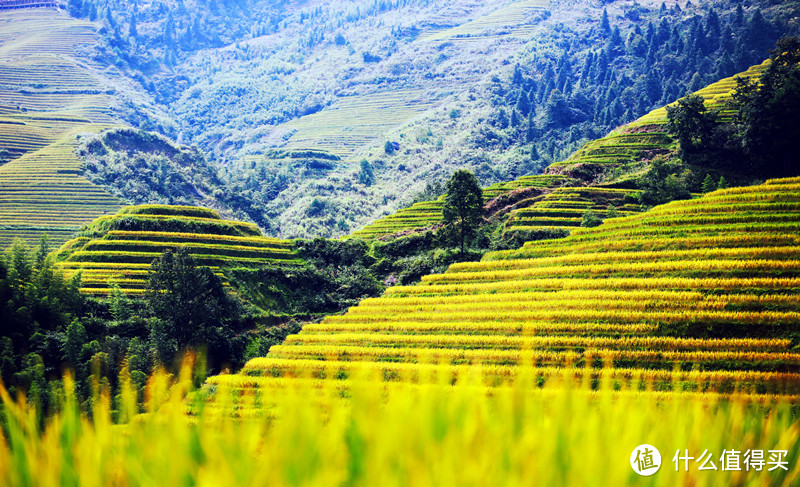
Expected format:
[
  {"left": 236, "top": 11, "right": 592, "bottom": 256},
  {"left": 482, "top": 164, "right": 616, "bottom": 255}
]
[{"left": 61, "top": 0, "right": 799, "bottom": 238}]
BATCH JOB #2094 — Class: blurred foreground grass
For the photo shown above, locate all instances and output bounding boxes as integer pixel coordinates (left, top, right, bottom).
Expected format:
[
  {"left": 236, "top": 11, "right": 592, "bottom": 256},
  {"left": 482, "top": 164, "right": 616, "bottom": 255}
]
[{"left": 0, "top": 356, "right": 797, "bottom": 486}]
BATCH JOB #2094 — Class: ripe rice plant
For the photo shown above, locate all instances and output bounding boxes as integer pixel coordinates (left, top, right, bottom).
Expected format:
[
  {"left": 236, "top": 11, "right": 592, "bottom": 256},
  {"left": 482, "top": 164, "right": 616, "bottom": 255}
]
[{"left": 1, "top": 360, "right": 798, "bottom": 486}]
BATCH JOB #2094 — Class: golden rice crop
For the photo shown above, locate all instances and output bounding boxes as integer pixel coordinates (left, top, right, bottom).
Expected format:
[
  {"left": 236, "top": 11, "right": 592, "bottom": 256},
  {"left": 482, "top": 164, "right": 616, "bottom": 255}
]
[
  {"left": 420, "top": 259, "right": 800, "bottom": 284},
  {"left": 489, "top": 233, "right": 800, "bottom": 260},
  {"left": 448, "top": 246, "right": 800, "bottom": 273},
  {"left": 325, "top": 306, "right": 800, "bottom": 325},
  {"left": 301, "top": 320, "right": 660, "bottom": 335},
  {"left": 284, "top": 333, "right": 792, "bottom": 352},
  {"left": 388, "top": 277, "right": 800, "bottom": 296},
  {"left": 268, "top": 344, "right": 800, "bottom": 369},
  {"left": 359, "top": 289, "right": 800, "bottom": 309}
]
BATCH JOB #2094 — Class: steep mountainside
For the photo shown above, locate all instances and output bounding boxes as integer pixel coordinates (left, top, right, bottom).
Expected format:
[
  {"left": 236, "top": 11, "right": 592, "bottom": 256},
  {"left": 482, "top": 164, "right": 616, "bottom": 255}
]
[
  {"left": 208, "top": 177, "right": 800, "bottom": 405},
  {"left": 349, "top": 60, "right": 768, "bottom": 240},
  {"left": 66, "top": 0, "right": 798, "bottom": 238},
  {"left": 0, "top": 1, "right": 797, "bottom": 247},
  {"left": 0, "top": 9, "right": 125, "bottom": 248}
]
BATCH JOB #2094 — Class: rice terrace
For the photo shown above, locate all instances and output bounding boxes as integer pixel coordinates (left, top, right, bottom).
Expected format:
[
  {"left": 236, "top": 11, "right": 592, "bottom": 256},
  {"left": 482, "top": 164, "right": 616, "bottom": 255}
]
[{"left": 1, "top": 0, "right": 799, "bottom": 485}]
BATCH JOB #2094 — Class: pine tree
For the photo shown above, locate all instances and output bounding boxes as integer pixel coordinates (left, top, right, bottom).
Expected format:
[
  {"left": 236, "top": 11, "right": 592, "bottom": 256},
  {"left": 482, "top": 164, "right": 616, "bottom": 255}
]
[
  {"left": 526, "top": 110, "right": 536, "bottom": 143},
  {"left": 164, "top": 11, "right": 176, "bottom": 46},
  {"left": 701, "top": 173, "right": 716, "bottom": 193},
  {"left": 516, "top": 90, "right": 531, "bottom": 116},
  {"left": 358, "top": 159, "right": 375, "bottom": 186},
  {"left": 600, "top": 8, "right": 611, "bottom": 36},
  {"left": 128, "top": 13, "right": 138, "bottom": 40}
]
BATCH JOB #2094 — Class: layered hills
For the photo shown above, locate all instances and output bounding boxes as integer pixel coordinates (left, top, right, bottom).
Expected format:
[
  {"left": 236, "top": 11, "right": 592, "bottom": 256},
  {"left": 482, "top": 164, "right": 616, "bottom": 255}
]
[
  {"left": 46, "top": 0, "right": 797, "bottom": 238},
  {"left": 349, "top": 61, "right": 768, "bottom": 240}
]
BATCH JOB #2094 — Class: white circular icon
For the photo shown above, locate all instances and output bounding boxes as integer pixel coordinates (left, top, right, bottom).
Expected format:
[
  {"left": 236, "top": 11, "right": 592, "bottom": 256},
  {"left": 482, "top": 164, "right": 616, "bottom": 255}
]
[{"left": 630, "top": 444, "right": 662, "bottom": 476}]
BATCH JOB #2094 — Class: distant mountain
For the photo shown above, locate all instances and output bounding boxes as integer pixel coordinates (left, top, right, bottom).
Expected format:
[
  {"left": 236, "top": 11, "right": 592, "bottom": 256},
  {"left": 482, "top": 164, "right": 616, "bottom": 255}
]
[
  {"left": 89, "top": 0, "right": 798, "bottom": 238},
  {"left": 346, "top": 60, "right": 771, "bottom": 241}
]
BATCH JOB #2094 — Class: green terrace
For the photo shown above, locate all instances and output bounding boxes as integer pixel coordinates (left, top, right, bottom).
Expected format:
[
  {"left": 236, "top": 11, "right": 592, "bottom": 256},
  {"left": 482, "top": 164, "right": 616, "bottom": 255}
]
[
  {"left": 54, "top": 205, "right": 300, "bottom": 296},
  {"left": 349, "top": 174, "right": 574, "bottom": 240},
  {"left": 548, "top": 62, "right": 768, "bottom": 176},
  {"left": 418, "top": 0, "right": 549, "bottom": 42},
  {"left": 350, "top": 61, "right": 774, "bottom": 243},
  {"left": 504, "top": 187, "right": 642, "bottom": 233},
  {"left": 280, "top": 89, "right": 441, "bottom": 157}
]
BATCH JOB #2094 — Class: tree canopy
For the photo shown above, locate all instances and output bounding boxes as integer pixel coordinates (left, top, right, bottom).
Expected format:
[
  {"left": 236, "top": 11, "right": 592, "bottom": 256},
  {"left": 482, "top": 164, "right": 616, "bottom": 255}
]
[
  {"left": 145, "top": 248, "right": 244, "bottom": 365},
  {"left": 442, "top": 170, "right": 484, "bottom": 253},
  {"left": 734, "top": 36, "right": 800, "bottom": 178},
  {"left": 666, "top": 94, "right": 718, "bottom": 154}
]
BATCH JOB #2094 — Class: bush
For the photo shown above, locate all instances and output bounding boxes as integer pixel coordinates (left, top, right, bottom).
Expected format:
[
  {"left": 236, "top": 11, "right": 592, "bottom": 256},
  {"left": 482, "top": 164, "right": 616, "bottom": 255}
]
[
  {"left": 580, "top": 211, "right": 603, "bottom": 228},
  {"left": 639, "top": 157, "right": 692, "bottom": 206}
]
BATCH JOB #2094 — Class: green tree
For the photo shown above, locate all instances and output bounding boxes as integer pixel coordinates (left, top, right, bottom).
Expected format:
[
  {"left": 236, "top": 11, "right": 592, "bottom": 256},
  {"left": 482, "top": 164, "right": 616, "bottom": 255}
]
[
  {"left": 358, "top": 159, "right": 375, "bottom": 186},
  {"left": 580, "top": 211, "right": 603, "bottom": 228},
  {"left": 734, "top": 36, "right": 800, "bottom": 177},
  {"left": 384, "top": 140, "right": 395, "bottom": 155},
  {"left": 442, "top": 170, "right": 484, "bottom": 253},
  {"left": 109, "top": 284, "right": 133, "bottom": 321},
  {"left": 128, "top": 13, "right": 138, "bottom": 40},
  {"left": 516, "top": 90, "right": 531, "bottom": 116},
  {"left": 145, "top": 248, "right": 243, "bottom": 366},
  {"left": 0, "top": 337, "right": 16, "bottom": 388},
  {"left": 666, "top": 94, "right": 718, "bottom": 154},
  {"left": 411, "top": 180, "right": 445, "bottom": 205},
  {"left": 701, "top": 173, "right": 717, "bottom": 193},
  {"left": 6, "top": 238, "right": 32, "bottom": 287},
  {"left": 640, "top": 157, "right": 692, "bottom": 206}
]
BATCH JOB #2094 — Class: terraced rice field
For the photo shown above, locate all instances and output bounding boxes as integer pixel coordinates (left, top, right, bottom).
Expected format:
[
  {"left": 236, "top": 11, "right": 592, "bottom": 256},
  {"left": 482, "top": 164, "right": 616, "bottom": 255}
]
[
  {"left": 504, "top": 186, "right": 641, "bottom": 232},
  {"left": 418, "top": 0, "right": 549, "bottom": 42},
  {"left": 637, "top": 62, "right": 768, "bottom": 126},
  {"left": 351, "top": 61, "right": 771, "bottom": 241},
  {"left": 0, "top": 8, "right": 123, "bottom": 249},
  {"left": 281, "top": 89, "right": 440, "bottom": 157},
  {"left": 209, "top": 177, "right": 800, "bottom": 403},
  {"left": 350, "top": 174, "right": 636, "bottom": 239},
  {"left": 348, "top": 174, "right": 575, "bottom": 239},
  {"left": 54, "top": 205, "right": 300, "bottom": 295},
  {"left": 277, "top": 1, "right": 551, "bottom": 158},
  {"left": 548, "top": 62, "right": 768, "bottom": 175}
]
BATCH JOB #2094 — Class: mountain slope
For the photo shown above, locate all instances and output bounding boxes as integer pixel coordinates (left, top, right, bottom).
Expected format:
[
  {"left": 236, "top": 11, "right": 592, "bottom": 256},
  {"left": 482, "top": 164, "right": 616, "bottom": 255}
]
[
  {"left": 348, "top": 60, "right": 769, "bottom": 240},
  {"left": 209, "top": 177, "right": 800, "bottom": 402},
  {"left": 0, "top": 9, "right": 124, "bottom": 248},
  {"left": 72, "top": 0, "right": 794, "bottom": 238}
]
